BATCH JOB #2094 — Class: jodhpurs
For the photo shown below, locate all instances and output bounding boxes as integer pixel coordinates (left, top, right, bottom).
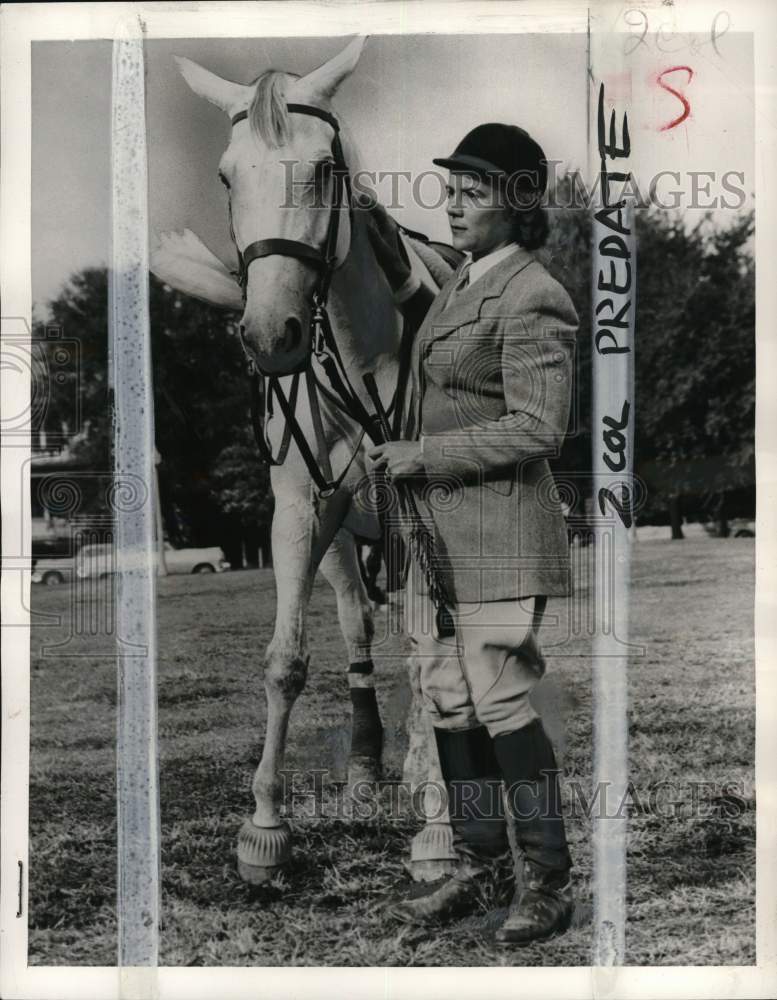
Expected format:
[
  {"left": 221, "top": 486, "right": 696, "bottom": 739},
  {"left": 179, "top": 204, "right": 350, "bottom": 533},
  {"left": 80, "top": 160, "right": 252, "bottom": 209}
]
[{"left": 405, "top": 564, "right": 547, "bottom": 738}]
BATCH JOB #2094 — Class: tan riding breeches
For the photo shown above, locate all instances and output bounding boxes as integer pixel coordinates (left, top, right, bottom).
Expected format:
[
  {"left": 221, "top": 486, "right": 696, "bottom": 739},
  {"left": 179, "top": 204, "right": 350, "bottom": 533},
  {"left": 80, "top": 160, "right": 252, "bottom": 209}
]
[{"left": 404, "top": 565, "right": 547, "bottom": 737}]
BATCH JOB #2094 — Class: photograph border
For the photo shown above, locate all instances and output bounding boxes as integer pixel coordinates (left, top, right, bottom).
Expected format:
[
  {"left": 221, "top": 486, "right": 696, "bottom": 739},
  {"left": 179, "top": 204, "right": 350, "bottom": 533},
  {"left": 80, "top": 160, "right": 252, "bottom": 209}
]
[{"left": 2, "top": 2, "right": 776, "bottom": 997}]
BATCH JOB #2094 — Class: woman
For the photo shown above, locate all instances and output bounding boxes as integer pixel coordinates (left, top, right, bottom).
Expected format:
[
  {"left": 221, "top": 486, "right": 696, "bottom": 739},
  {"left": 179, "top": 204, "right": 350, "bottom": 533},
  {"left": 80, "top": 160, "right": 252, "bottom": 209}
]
[{"left": 366, "top": 123, "right": 579, "bottom": 944}]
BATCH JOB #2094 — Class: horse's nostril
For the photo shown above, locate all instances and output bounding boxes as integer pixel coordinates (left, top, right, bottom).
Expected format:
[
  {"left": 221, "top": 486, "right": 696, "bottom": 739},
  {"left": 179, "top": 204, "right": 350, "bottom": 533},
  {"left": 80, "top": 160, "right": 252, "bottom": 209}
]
[{"left": 284, "top": 317, "right": 303, "bottom": 352}]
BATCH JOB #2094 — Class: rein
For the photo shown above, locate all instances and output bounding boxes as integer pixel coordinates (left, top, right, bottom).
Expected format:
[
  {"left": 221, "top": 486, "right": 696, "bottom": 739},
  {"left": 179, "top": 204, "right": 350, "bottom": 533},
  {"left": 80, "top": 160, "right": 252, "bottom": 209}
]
[{"left": 228, "top": 102, "right": 383, "bottom": 498}]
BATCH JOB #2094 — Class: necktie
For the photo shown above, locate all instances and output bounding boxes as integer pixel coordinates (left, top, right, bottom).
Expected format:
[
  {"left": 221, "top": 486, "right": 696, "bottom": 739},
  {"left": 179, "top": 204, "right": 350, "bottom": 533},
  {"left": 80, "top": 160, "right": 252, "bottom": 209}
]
[{"left": 450, "top": 260, "right": 471, "bottom": 299}]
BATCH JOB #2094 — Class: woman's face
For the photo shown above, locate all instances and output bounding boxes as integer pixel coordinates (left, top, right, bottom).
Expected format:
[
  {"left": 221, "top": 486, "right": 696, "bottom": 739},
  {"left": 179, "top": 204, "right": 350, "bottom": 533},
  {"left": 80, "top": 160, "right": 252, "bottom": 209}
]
[{"left": 445, "top": 172, "right": 514, "bottom": 259}]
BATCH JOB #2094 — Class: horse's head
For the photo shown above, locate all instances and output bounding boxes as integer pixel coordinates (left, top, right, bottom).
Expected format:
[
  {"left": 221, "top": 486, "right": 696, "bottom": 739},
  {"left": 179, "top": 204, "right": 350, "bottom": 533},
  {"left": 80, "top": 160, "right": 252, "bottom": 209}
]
[{"left": 175, "top": 39, "right": 365, "bottom": 375}]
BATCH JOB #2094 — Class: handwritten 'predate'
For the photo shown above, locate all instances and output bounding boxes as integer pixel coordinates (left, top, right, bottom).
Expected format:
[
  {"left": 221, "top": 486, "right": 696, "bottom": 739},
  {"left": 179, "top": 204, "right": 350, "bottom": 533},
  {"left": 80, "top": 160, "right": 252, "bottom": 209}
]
[{"left": 595, "top": 83, "right": 635, "bottom": 529}]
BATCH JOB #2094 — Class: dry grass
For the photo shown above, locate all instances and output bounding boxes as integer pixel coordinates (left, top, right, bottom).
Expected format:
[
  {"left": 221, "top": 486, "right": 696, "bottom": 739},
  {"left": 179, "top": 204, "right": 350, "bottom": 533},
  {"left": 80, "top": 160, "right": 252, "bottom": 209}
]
[{"left": 28, "top": 538, "right": 755, "bottom": 965}]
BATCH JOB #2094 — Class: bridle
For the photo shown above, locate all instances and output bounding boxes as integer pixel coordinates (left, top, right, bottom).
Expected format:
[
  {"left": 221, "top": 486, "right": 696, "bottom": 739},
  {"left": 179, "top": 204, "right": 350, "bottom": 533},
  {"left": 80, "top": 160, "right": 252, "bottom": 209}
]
[
  {"left": 230, "top": 103, "right": 347, "bottom": 312},
  {"left": 227, "top": 102, "right": 382, "bottom": 497}
]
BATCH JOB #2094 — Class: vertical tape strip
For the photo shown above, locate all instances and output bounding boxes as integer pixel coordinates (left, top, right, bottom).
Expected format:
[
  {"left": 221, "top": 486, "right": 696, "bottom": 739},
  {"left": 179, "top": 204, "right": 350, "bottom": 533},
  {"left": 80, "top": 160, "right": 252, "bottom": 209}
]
[
  {"left": 110, "top": 21, "right": 161, "bottom": 977},
  {"left": 589, "top": 11, "right": 636, "bottom": 968}
]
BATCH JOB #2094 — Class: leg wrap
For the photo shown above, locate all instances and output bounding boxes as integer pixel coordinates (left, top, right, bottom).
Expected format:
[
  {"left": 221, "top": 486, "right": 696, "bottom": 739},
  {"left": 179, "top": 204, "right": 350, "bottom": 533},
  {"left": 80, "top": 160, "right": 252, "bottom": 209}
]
[
  {"left": 493, "top": 718, "right": 571, "bottom": 873},
  {"left": 348, "top": 659, "right": 374, "bottom": 676},
  {"left": 350, "top": 687, "right": 383, "bottom": 758}
]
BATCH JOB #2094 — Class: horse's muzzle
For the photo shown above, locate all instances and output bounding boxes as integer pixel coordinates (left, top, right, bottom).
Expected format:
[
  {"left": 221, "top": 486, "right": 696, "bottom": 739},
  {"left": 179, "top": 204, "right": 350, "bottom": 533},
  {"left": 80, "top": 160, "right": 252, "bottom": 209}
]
[{"left": 241, "top": 316, "right": 311, "bottom": 376}]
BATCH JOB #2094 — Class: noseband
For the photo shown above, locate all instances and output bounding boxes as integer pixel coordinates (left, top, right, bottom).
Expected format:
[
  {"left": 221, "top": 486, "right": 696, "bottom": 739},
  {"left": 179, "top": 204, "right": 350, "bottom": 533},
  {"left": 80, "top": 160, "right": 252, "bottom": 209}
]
[{"left": 227, "top": 102, "right": 380, "bottom": 497}]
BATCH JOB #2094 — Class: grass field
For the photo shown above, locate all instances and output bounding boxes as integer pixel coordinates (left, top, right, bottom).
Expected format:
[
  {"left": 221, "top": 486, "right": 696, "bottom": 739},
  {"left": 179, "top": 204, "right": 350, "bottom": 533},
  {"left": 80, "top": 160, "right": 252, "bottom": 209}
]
[{"left": 28, "top": 538, "right": 755, "bottom": 966}]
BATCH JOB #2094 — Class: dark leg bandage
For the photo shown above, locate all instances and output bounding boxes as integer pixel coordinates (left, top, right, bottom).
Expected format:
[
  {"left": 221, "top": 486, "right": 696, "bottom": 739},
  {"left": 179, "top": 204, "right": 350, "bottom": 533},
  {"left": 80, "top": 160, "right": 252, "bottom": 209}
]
[
  {"left": 350, "top": 687, "right": 383, "bottom": 758},
  {"left": 348, "top": 659, "right": 374, "bottom": 675}
]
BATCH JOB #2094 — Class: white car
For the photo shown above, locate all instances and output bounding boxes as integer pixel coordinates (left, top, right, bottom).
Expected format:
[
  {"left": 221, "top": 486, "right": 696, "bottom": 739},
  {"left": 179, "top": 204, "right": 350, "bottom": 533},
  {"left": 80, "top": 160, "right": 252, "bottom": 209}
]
[
  {"left": 163, "top": 543, "right": 231, "bottom": 575},
  {"left": 75, "top": 542, "right": 230, "bottom": 578},
  {"left": 31, "top": 556, "right": 76, "bottom": 586}
]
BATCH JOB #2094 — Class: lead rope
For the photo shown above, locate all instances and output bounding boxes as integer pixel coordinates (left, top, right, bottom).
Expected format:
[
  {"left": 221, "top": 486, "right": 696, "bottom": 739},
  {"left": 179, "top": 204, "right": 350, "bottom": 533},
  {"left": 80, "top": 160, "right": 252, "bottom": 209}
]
[{"left": 362, "top": 373, "right": 454, "bottom": 640}]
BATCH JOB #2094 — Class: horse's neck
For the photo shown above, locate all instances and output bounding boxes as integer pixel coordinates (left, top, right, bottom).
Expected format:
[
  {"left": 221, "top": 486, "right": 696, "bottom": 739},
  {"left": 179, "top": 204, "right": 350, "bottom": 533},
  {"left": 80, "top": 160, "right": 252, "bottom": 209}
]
[{"left": 327, "top": 215, "right": 401, "bottom": 378}]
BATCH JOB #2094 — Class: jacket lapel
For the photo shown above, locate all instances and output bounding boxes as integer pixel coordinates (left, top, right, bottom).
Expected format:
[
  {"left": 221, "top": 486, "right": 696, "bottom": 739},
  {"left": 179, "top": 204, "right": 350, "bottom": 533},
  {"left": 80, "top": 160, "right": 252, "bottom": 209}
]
[
  {"left": 421, "top": 246, "right": 536, "bottom": 350},
  {"left": 410, "top": 246, "right": 537, "bottom": 434}
]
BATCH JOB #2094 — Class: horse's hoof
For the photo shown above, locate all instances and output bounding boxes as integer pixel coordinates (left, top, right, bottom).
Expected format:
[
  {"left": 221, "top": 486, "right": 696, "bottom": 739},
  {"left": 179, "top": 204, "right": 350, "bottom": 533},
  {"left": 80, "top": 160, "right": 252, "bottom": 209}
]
[
  {"left": 346, "top": 753, "right": 382, "bottom": 790},
  {"left": 236, "top": 818, "right": 292, "bottom": 885},
  {"left": 409, "top": 822, "right": 458, "bottom": 882}
]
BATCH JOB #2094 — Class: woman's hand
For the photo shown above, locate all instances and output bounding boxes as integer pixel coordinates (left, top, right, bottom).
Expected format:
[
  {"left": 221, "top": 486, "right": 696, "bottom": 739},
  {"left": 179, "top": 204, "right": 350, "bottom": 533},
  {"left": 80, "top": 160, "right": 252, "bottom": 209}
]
[{"left": 367, "top": 441, "right": 424, "bottom": 477}]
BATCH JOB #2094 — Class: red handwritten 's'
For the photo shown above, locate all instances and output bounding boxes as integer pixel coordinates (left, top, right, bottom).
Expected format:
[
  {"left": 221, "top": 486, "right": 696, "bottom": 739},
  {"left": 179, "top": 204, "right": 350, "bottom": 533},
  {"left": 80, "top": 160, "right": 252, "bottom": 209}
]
[{"left": 657, "top": 66, "right": 694, "bottom": 131}]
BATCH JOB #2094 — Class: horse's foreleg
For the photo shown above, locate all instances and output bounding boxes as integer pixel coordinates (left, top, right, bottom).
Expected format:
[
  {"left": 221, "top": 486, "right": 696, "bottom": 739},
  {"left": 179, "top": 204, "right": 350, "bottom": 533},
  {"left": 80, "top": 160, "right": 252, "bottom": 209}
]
[
  {"left": 237, "top": 496, "right": 315, "bottom": 884},
  {"left": 319, "top": 528, "right": 383, "bottom": 787},
  {"left": 252, "top": 570, "right": 311, "bottom": 828}
]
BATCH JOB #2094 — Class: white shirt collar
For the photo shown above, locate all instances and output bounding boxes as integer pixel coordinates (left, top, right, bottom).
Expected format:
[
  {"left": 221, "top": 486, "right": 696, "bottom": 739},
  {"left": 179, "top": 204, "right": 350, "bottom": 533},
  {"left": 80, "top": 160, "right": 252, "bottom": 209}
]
[{"left": 464, "top": 243, "right": 522, "bottom": 286}]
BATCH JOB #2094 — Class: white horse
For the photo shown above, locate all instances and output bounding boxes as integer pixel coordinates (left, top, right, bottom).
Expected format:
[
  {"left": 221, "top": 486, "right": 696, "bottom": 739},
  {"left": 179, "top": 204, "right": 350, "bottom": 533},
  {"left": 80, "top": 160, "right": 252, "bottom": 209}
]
[{"left": 152, "top": 38, "right": 456, "bottom": 884}]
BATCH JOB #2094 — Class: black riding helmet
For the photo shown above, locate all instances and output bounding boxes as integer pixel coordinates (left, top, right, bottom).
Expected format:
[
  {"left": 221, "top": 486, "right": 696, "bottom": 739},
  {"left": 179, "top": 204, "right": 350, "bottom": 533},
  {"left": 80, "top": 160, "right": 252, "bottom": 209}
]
[{"left": 433, "top": 123, "right": 548, "bottom": 200}]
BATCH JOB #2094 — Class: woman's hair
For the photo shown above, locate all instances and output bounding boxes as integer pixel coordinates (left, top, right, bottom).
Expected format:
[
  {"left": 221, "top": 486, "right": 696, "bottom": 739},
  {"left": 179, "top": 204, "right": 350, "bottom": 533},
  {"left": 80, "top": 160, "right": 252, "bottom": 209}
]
[
  {"left": 511, "top": 205, "right": 549, "bottom": 250},
  {"left": 494, "top": 174, "right": 549, "bottom": 250}
]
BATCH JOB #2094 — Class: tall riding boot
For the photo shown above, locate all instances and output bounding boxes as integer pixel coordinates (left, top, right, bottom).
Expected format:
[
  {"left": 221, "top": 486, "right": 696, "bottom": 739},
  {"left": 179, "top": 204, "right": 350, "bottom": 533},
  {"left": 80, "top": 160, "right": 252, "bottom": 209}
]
[
  {"left": 387, "top": 725, "right": 510, "bottom": 926},
  {"left": 492, "top": 718, "right": 574, "bottom": 944}
]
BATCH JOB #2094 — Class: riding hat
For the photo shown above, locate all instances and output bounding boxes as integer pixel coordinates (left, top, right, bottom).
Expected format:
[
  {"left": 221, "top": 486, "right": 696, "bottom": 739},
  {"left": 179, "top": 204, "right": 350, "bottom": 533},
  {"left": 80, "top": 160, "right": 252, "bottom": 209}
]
[{"left": 433, "top": 123, "right": 548, "bottom": 197}]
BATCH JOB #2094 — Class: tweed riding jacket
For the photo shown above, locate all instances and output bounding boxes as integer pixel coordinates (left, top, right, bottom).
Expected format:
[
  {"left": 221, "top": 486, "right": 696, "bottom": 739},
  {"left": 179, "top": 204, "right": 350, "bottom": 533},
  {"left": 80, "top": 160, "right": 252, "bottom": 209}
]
[{"left": 405, "top": 245, "right": 578, "bottom": 604}]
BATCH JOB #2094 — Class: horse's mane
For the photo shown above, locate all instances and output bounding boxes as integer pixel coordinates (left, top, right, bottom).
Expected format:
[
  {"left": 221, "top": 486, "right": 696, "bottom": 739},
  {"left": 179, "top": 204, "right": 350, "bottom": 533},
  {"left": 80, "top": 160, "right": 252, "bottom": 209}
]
[
  {"left": 247, "top": 68, "right": 365, "bottom": 176},
  {"left": 248, "top": 70, "right": 300, "bottom": 148}
]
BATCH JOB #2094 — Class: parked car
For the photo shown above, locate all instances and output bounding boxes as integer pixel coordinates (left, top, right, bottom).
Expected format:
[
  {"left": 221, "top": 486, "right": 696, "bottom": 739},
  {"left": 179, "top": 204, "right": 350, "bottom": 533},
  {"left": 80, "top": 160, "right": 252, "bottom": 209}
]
[
  {"left": 701, "top": 518, "right": 755, "bottom": 539},
  {"left": 164, "top": 543, "right": 231, "bottom": 575},
  {"left": 31, "top": 556, "right": 76, "bottom": 586},
  {"left": 75, "top": 542, "right": 230, "bottom": 578}
]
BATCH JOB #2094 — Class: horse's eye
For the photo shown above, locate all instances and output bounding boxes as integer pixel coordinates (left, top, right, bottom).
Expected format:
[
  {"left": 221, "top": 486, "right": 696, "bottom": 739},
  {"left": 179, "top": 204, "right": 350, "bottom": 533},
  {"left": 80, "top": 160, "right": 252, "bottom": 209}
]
[{"left": 218, "top": 171, "right": 231, "bottom": 190}]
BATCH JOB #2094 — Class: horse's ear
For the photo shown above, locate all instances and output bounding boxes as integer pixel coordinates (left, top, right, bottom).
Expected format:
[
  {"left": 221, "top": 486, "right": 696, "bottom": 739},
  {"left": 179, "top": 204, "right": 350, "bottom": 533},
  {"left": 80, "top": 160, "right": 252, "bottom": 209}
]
[
  {"left": 174, "top": 56, "right": 251, "bottom": 115},
  {"left": 297, "top": 36, "right": 366, "bottom": 103}
]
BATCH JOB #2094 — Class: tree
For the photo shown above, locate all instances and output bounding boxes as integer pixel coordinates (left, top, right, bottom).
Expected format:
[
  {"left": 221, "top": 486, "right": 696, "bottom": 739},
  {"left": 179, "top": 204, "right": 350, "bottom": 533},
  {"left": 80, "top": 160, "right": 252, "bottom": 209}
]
[
  {"left": 147, "top": 273, "right": 257, "bottom": 548},
  {"left": 33, "top": 268, "right": 115, "bottom": 521},
  {"left": 36, "top": 269, "right": 111, "bottom": 438},
  {"left": 33, "top": 269, "right": 274, "bottom": 554},
  {"left": 545, "top": 173, "right": 594, "bottom": 517},
  {"left": 210, "top": 426, "right": 275, "bottom": 566},
  {"left": 634, "top": 209, "right": 755, "bottom": 534},
  {"left": 544, "top": 178, "right": 754, "bottom": 535}
]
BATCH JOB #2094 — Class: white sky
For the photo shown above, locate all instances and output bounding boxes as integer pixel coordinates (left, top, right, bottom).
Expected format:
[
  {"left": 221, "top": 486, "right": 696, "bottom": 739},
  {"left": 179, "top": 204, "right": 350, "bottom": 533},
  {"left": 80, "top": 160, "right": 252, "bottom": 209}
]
[{"left": 32, "top": 32, "right": 754, "bottom": 313}]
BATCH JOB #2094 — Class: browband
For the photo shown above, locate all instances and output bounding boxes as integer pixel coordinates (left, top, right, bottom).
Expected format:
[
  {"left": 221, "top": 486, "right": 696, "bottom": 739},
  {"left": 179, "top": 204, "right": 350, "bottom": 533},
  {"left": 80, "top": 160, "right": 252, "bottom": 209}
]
[{"left": 231, "top": 104, "right": 340, "bottom": 132}]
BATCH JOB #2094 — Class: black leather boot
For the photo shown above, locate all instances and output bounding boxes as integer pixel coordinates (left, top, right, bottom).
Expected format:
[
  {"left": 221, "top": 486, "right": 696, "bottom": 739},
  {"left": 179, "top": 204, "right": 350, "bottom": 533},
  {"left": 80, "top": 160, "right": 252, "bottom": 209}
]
[
  {"left": 495, "top": 858, "right": 574, "bottom": 944},
  {"left": 492, "top": 718, "right": 574, "bottom": 944},
  {"left": 387, "top": 725, "right": 511, "bottom": 926}
]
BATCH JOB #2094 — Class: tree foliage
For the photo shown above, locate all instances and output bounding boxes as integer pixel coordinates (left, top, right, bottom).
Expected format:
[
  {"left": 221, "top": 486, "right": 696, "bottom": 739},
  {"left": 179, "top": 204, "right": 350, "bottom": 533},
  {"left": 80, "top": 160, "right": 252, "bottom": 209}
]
[
  {"left": 545, "top": 177, "right": 594, "bottom": 491},
  {"left": 33, "top": 269, "right": 271, "bottom": 546},
  {"left": 545, "top": 177, "right": 754, "bottom": 520},
  {"left": 634, "top": 209, "right": 755, "bottom": 501}
]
